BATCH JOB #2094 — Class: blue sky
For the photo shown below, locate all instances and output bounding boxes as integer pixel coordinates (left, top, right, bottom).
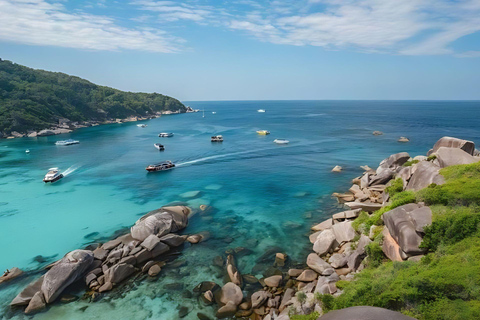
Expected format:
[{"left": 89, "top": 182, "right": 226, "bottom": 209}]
[{"left": 0, "top": 0, "right": 480, "bottom": 101}]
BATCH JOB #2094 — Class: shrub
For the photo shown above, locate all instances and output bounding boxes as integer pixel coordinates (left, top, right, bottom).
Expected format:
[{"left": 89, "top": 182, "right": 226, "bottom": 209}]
[
  {"left": 427, "top": 154, "right": 437, "bottom": 161},
  {"left": 352, "top": 211, "right": 370, "bottom": 233},
  {"left": 315, "top": 293, "right": 334, "bottom": 312},
  {"left": 365, "top": 242, "right": 385, "bottom": 268},
  {"left": 403, "top": 159, "right": 420, "bottom": 167},
  {"left": 290, "top": 312, "right": 320, "bottom": 320},
  {"left": 386, "top": 178, "right": 404, "bottom": 197}
]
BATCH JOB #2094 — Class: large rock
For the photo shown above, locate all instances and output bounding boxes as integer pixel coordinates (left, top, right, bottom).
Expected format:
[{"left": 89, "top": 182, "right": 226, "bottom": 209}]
[
  {"left": 159, "top": 234, "right": 186, "bottom": 247},
  {"left": 216, "top": 301, "right": 237, "bottom": 319},
  {"left": 406, "top": 161, "right": 445, "bottom": 191},
  {"left": 313, "top": 229, "right": 338, "bottom": 256},
  {"left": 104, "top": 263, "right": 135, "bottom": 284},
  {"left": 369, "top": 169, "right": 395, "bottom": 186},
  {"left": 347, "top": 235, "right": 371, "bottom": 270},
  {"left": 130, "top": 206, "right": 190, "bottom": 241},
  {"left": 382, "top": 228, "right": 406, "bottom": 261},
  {"left": 382, "top": 204, "right": 428, "bottom": 256},
  {"left": 37, "top": 129, "right": 56, "bottom": 136},
  {"left": 11, "top": 276, "right": 45, "bottom": 306},
  {"left": 297, "top": 270, "right": 318, "bottom": 282},
  {"left": 376, "top": 152, "right": 410, "bottom": 174},
  {"left": 428, "top": 136, "right": 475, "bottom": 156},
  {"left": 318, "top": 306, "right": 416, "bottom": 319},
  {"left": 41, "top": 250, "right": 94, "bottom": 304},
  {"left": 435, "top": 147, "right": 478, "bottom": 168},
  {"left": 264, "top": 275, "right": 282, "bottom": 287},
  {"left": 311, "top": 218, "right": 333, "bottom": 232},
  {"left": 345, "top": 201, "right": 382, "bottom": 212},
  {"left": 306, "top": 253, "right": 331, "bottom": 274},
  {"left": 219, "top": 282, "right": 243, "bottom": 306},
  {"left": 0, "top": 267, "right": 23, "bottom": 285},
  {"left": 331, "top": 221, "right": 356, "bottom": 243},
  {"left": 251, "top": 290, "right": 270, "bottom": 308},
  {"left": 24, "top": 291, "right": 46, "bottom": 314}
]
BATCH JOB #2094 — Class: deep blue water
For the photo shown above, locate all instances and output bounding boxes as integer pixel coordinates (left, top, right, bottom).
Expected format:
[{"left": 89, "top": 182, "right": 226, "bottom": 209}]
[{"left": 0, "top": 100, "right": 479, "bottom": 319}]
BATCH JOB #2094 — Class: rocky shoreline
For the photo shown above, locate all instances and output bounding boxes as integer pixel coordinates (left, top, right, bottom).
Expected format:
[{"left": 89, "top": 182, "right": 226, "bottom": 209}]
[
  {"left": 1, "top": 108, "right": 193, "bottom": 140},
  {"left": 1, "top": 205, "right": 213, "bottom": 315},
  {"left": 192, "top": 136, "right": 480, "bottom": 320}
]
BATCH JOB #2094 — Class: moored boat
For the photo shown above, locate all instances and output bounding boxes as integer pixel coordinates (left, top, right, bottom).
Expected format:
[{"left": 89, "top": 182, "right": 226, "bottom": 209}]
[
  {"left": 43, "top": 168, "right": 64, "bottom": 183},
  {"left": 158, "top": 133, "right": 174, "bottom": 137},
  {"left": 137, "top": 124, "right": 147, "bottom": 128},
  {"left": 154, "top": 143, "right": 165, "bottom": 151},
  {"left": 146, "top": 161, "right": 175, "bottom": 172},
  {"left": 256, "top": 130, "right": 270, "bottom": 135},
  {"left": 274, "top": 139, "right": 289, "bottom": 144},
  {"left": 211, "top": 135, "right": 223, "bottom": 142},
  {"left": 257, "top": 109, "right": 266, "bottom": 113},
  {"left": 55, "top": 139, "right": 79, "bottom": 146}
]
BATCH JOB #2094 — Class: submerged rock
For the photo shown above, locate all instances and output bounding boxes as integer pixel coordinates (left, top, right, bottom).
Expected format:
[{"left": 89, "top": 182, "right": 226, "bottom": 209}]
[
  {"left": 0, "top": 267, "right": 23, "bottom": 285},
  {"left": 130, "top": 206, "right": 190, "bottom": 241}
]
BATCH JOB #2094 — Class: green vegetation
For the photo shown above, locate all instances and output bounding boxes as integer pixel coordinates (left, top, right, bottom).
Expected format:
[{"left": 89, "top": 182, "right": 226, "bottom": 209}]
[
  {"left": 0, "top": 59, "right": 185, "bottom": 135},
  {"left": 290, "top": 312, "right": 320, "bottom": 320},
  {"left": 403, "top": 159, "right": 420, "bottom": 167},
  {"left": 417, "top": 162, "right": 480, "bottom": 206},
  {"left": 325, "top": 162, "right": 480, "bottom": 319},
  {"left": 385, "top": 178, "right": 404, "bottom": 197},
  {"left": 427, "top": 154, "right": 437, "bottom": 161}
]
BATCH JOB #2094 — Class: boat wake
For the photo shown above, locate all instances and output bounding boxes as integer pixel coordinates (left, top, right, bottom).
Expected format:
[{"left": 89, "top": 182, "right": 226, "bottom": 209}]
[{"left": 62, "top": 165, "right": 81, "bottom": 177}]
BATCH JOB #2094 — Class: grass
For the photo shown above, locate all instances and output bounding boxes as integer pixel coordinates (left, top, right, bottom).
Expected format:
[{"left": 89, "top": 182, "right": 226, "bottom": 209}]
[
  {"left": 290, "top": 312, "right": 320, "bottom": 320},
  {"left": 403, "top": 159, "right": 420, "bottom": 167},
  {"left": 325, "top": 161, "right": 480, "bottom": 319}
]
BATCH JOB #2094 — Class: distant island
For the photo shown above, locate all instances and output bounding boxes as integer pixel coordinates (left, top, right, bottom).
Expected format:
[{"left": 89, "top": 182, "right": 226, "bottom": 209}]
[{"left": 0, "top": 58, "right": 187, "bottom": 138}]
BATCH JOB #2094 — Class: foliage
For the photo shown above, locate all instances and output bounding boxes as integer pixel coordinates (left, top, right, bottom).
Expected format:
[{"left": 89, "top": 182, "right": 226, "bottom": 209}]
[
  {"left": 315, "top": 293, "right": 334, "bottom": 312},
  {"left": 296, "top": 291, "right": 307, "bottom": 304},
  {"left": 0, "top": 59, "right": 185, "bottom": 134},
  {"left": 331, "top": 235, "right": 480, "bottom": 319},
  {"left": 352, "top": 211, "right": 369, "bottom": 232},
  {"left": 365, "top": 242, "right": 385, "bottom": 268},
  {"left": 427, "top": 154, "right": 437, "bottom": 161},
  {"left": 385, "top": 178, "right": 404, "bottom": 197},
  {"left": 417, "top": 162, "right": 480, "bottom": 206},
  {"left": 290, "top": 312, "right": 320, "bottom": 320},
  {"left": 421, "top": 206, "right": 480, "bottom": 251},
  {"left": 403, "top": 159, "right": 420, "bottom": 167}
]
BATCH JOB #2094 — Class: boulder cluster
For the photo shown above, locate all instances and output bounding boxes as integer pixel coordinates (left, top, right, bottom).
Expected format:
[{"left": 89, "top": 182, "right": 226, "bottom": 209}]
[
  {"left": 9, "top": 205, "right": 193, "bottom": 314},
  {"left": 197, "top": 136, "right": 479, "bottom": 320}
]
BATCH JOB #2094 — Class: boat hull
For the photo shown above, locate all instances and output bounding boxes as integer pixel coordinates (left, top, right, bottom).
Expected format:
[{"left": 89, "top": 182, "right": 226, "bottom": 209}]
[{"left": 43, "top": 174, "right": 64, "bottom": 183}]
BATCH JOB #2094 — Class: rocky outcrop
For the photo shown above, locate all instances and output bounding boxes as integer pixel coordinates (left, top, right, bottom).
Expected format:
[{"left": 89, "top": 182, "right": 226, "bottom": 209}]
[
  {"left": 435, "top": 147, "right": 478, "bottom": 168},
  {"left": 428, "top": 136, "right": 475, "bottom": 156},
  {"left": 0, "top": 267, "right": 23, "bottom": 285},
  {"left": 376, "top": 152, "right": 410, "bottom": 174},
  {"left": 11, "top": 205, "right": 192, "bottom": 315},
  {"left": 406, "top": 161, "right": 445, "bottom": 191}
]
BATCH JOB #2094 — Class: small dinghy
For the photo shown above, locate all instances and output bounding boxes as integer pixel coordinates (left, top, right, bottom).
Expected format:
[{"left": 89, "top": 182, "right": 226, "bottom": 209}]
[
  {"left": 154, "top": 143, "right": 165, "bottom": 151},
  {"left": 137, "top": 124, "right": 147, "bottom": 128},
  {"left": 256, "top": 130, "right": 270, "bottom": 135},
  {"left": 211, "top": 135, "right": 223, "bottom": 142},
  {"left": 274, "top": 139, "right": 289, "bottom": 144},
  {"left": 158, "top": 133, "right": 174, "bottom": 137}
]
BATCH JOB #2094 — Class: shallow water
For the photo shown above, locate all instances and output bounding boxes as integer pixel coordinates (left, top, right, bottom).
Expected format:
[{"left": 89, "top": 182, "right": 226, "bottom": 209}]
[{"left": 1, "top": 100, "right": 479, "bottom": 319}]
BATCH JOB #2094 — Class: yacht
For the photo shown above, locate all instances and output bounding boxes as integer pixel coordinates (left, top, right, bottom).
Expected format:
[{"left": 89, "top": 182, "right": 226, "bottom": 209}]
[
  {"left": 274, "top": 139, "right": 289, "bottom": 144},
  {"left": 211, "top": 135, "right": 223, "bottom": 142},
  {"left": 55, "top": 139, "right": 79, "bottom": 146},
  {"left": 154, "top": 143, "right": 165, "bottom": 151},
  {"left": 137, "top": 124, "right": 147, "bottom": 128},
  {"left": 43, "top": 168, "right": 64, "bottom": 183},
  {"left": 257, "top": 109, "right": 266, "bottom": 113},
  {"left": 158, "top": 133, "right": 174, "bottom": 137},
  {"left": 256, "top": 130, "right": 270, "bottom": 135},
  {"left": 146, "top": 161, "right": 175, "bottom": 172}
]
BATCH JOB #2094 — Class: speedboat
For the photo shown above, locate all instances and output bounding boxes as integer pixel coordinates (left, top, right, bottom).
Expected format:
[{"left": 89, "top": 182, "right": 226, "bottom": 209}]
[
  {"left": 211, "top": 135, "right": 223, "bottom": 142},
  {"left": 274, "top": 139, "right": 289, "bottom": 144},
  {"left": 257, "top": 109, "right": 266, "bottom": 113},
  {"left": 154, "top": 143, "right": 165, "bottom": 151},
  {"left": 25, "top": 149, "right": 30, "bottom": 153},
  {"left": 43, "top": 168, "right": 64, "bottom": 183},
  {"left": 212, "top": 112, "right": 216, "bottom": 114},
  {"left": 137, "top": 124, "right": 147, "bottom": 128},
  {"left": 158, "top": 133, "right": 174, "bottom": 137},
  {"left": 55, "top": 139, "right": 79, "bottom": 146},
  {"left": 256, "top": 130, "right": 270, "bottom": 135},
  {"left": 146, "top": 161, "right": 175, "bottom": 172}
]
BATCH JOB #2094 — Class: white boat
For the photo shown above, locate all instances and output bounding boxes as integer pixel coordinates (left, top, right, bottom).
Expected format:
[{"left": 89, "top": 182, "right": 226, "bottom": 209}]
[
  {"left": 158, "top": 133, "right": 174, "bottom": 137},
  {"left": 211, "top": 135, "right": 223, "bottom": 142},
  {"left": 55, "top": 139, "right": 79, "bottom": 146},
  {"left": 137, "top": 124, "right": 147, "bottom": 128},
  {"left": 212, "top": 112, "right": 216, "bottom": 114},
  {"left": 43, "top": 168, "right": 64, "bottom": 183},
  {"left": 202, "top": 109, "right": 205, "bottom": 118},
  {"left": 146, "top": 161, "right": 175, "bottom": 172},
  {"left": 257, "top": 109, "right": 266, "bottom": 113},
  {"left": 274, "top": 139, "right": 289, "bottom": 144},
  {"left": 25, "top": 149, "right": 30, "bottom": 153},
  {"left": 154, "top": 143, "right": 165, "bottom": 151},
  {"left": 256, "top": 130, "right": 270, "bottom": 135}
]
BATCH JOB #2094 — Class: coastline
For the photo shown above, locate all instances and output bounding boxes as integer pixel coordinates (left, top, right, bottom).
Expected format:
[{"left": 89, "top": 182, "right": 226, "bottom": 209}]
[{"left": 1, "top": 109, "right": 195, "bottom": 140}]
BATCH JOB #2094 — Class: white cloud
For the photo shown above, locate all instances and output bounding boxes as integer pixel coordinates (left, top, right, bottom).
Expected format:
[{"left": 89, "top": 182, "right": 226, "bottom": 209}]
[
  {"left": 132, "top": 0, "right": 213, "bottom": 22},
  {"left": 227, "top": 0, "right": 480, "bottom": 56},
  {"left": 0, "top": 0, "right": 183, "bottom": 52}
]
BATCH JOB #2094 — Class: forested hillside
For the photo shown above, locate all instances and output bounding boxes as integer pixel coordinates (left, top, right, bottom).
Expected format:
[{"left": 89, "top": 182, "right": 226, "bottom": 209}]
[{"left": 0, "top": 59, "right": 185, "bottom": 135}]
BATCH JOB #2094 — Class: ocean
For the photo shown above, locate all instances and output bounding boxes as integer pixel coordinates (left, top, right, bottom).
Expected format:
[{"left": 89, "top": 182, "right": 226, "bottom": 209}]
[{"left": 0, "top": 100, "right": 479, "bottom": 319}]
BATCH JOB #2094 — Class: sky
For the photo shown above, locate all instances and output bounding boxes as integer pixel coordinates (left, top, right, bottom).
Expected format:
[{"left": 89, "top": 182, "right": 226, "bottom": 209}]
[{"left": 0, "top": 0, "right": 480, "bottom": 101}]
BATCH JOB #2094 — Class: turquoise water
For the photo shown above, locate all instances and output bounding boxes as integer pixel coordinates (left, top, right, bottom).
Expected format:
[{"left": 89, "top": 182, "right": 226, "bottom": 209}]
[{"left": 1, "top": 100, "right": 479, "bottom": 319}]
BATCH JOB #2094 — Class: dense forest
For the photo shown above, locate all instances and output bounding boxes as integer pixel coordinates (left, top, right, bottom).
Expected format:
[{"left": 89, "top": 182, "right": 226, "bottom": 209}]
[{"left": 0, "top": 58, "right": 185, "bottom": 135}]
